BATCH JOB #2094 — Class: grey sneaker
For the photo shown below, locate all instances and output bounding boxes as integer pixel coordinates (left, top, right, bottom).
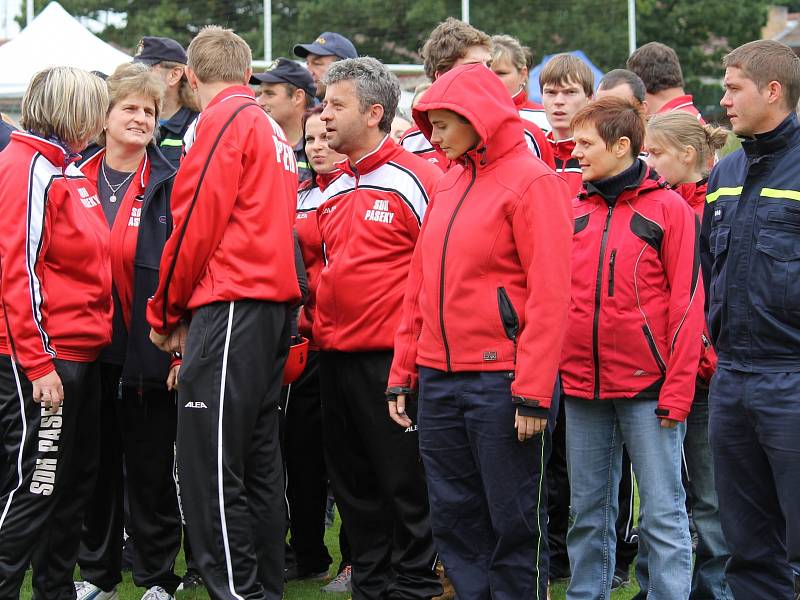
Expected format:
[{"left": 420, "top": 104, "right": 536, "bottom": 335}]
[
  {"left": 74, "top": 581, "right": 119, "bottom": 600},
  {"left": 140, "top": 586, "right": 174, "bottom": 600},
  {"left": 320, "top": 565, "right": 352, "bottom": 593}
]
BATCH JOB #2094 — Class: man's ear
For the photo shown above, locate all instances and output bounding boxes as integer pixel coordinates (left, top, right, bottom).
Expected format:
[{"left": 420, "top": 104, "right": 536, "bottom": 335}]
[
  {"left": 765, "top": 80, "right": 783, "bottom": 107},
  {"left": 366, "top": 103, "right": 385, "bottom": 130},
  {"left": 243, "top": 67, "right": 253, "bottom": 85}
]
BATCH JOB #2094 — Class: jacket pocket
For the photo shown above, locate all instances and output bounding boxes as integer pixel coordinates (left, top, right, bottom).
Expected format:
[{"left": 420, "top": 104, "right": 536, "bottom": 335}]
[
  {"left": 710, "top": 225, "right": 730, "bottom": 258},
  {"left": 754, "top": 226, "right": 800, "bottom": 312},
  {"left": 608, "top": 249, "right": 617, "bottom": 297},
  {"left": 497, "top": 287, "right": 519, "bottom": 342},
  {"left": 642, "top": 325, "right": 667, "bottom": 375}
]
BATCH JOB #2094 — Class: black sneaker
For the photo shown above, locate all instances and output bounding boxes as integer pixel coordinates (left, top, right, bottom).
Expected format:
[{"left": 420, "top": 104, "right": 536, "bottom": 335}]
[
  {"left": 284, "top": 564, "right": 329, "bottom": 582},
  {"left": 177, "top": 570, "right": 204, "bottom": 591},
  {"left": 611, "top": 568, "right": 630, "bottom": 590}
]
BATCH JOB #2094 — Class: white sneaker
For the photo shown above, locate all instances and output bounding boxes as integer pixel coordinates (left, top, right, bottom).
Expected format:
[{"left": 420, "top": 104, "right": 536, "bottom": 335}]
[
  {"left": 320, "top": 565, "right": 352, "bottom": 593},
  {"left": 74, "top": 581, "right": 119, "bottom": 600},
  {"left": 140, "top": 586, "right": 175, "bottom": 600}
]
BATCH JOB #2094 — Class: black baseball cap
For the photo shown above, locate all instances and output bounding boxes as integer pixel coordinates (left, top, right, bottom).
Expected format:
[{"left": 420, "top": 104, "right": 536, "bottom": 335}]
[
  {"left": 133, "top": 36, "right": 188, "bottom": 66},
  {"left": 250, "top": 58, "right": 317, "bottom": 97},
  {"left": 293, "top": 32, "right": 357, "bottom": 60}
]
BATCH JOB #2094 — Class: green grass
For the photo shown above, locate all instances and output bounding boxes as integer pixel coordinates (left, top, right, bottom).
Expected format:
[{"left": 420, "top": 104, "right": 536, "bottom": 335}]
[{"left": 23, "top": 510, "right": 643, "bottom": 599}]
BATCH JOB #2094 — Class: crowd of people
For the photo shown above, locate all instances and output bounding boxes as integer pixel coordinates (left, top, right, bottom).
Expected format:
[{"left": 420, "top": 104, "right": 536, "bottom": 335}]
[{"left": 0, "top": 14, "right": 797, "bottom": 600}]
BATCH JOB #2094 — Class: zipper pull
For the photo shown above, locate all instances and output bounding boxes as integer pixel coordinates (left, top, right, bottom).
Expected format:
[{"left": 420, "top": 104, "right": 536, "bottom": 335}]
[
  {"left": 701, "top": 333, "right": 710, "bottom": 347},
  {"left": 608, "top": 249, "right": 617, "bottom": 297}
]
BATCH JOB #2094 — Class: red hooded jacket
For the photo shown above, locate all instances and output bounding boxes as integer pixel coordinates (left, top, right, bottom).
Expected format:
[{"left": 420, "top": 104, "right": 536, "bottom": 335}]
[
  {"left": 388, "top": 64, "right": 573, "bottom": 413},
  {"left": 147, "top": 86, "right": 300, "bottom": 334},
  {"left": 313, "top": 136, "right": 441, "bottom": 351},
  {"left": 513, "top": 88, "right": 551, "bottom": 134},
  {"left": 295, "top": 171, "right": 341, "bottom": 347},
  {"left": 560, "top": 164, "right": 704, "bottom": 421},
  {"left": 0, "top": 132, "right": 113, "bottom": 379}
]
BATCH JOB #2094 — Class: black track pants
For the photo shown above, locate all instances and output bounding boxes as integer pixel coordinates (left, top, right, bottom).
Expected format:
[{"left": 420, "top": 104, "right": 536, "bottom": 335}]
[{"left": 177, "top": 300, "right": 289, "bottom": 600}]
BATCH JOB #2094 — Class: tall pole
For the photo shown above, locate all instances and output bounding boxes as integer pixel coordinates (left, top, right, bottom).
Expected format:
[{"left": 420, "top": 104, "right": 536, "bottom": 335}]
[
  {"left": 462, "top": 0, "right": 469, "bottom": 24},
  {"left": 27, "top": 0, "right": 34, "bottom": 26},
  {"left": 264, "top": 0, "right": 272, "bottom": 62},
  {"left": 628, "top": 0, "right": 636, "bottom": 56}
]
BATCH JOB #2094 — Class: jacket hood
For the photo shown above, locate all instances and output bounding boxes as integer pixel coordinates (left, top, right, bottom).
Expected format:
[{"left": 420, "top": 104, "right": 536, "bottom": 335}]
[
  {"left": 413, "top": 63, "right": 526, "bottom": 167},
  {"left": 674, "top": 178, "right": 707, "bottom": 209}
]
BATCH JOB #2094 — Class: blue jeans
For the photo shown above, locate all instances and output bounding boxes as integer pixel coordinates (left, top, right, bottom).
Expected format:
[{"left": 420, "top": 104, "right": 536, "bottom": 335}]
[
  {"left": 709, "top": 368, "right": 800, "bottom": 600},
  {"left": 565, "top": 398, "right": 691, "bottom": 600},
  {"left": 417, "top": 367, "right": 556, "bottom": 600}
]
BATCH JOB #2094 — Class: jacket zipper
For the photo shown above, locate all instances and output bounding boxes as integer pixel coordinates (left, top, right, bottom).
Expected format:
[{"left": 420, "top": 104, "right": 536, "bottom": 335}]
[
  {"left": 439, "top": 157, "right": 477, "bottom": 372},
  {"left": 593, "top": 205, "right": 614, "bottom": 399},
  {"left": 608, "top": 249, "right": 617, "bottom": 297},
  {"left": 642, "top": 325, "right": 667, "bottom": 374}
]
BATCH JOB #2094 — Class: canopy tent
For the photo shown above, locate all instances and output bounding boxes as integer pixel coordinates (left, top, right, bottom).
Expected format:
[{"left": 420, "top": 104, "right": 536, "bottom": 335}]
[
  {"left": 528, "top": 50, "right": 605, "bottom": 104},
  {"left": 0, "top": 2, "right": 131, "bottom": 98}
]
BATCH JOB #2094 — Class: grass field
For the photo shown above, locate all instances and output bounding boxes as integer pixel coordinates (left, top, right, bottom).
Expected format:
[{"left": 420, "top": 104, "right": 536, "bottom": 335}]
[{"left": 21, "top": 512, "right": 643, "bottom": 599}]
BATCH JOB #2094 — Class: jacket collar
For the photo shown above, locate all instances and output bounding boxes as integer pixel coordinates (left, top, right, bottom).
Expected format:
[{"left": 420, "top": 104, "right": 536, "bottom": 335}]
[
  {"left": 674, "top": 178, "right": 708, "bottom": 209},
  {"left": 581, "top": 160, "right": 665, "bottom": 205},
  {"left": 741, "top": 112, "right": 800, "bottom": 159},
  {"left": 659, "top": 94, "right": 698, "bottom": 114},
  {"left": 205, "top": 85, "right": 256, "bottom": 111},
  {"left": 316, "top": 170, "right": 341, "bottom": 191},
  {"left": 334, "top": 134, "right": 399, "bottom": 177},
  {"left": 546, "top": 131, "right": 575, "bottom": 160},
  {"left": 160, "top": 106, "right": 199, "bottom": 136},
  {"left": 12, "top": 130, "right": 81, "bottom": 168}
]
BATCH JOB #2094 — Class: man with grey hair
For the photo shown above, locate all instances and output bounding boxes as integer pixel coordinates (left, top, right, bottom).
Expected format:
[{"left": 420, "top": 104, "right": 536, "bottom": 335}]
[{"left": 314, "top": 57, "right": 443, "bottom": 599}]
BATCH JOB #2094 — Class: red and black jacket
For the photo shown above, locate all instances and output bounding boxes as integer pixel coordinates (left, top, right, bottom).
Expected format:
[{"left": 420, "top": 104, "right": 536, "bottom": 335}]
[
  {"left": 547, "top": 133, "right": 583, "bottom": 197},
  {"left": 560, "top": 161, "right": 704, "bottom": 421},
  {"left": 313, "top": 136, "right": 442, "bottom": 351},
  {"left": 388, "top": 63, "right": 573, "bottom": 415},
  {"left": 147, "top": 86, "right": 300, "bottom": 335},
  {"left": 295, "top": 170, "right": 342, "bottom": 348},
  {"left": 0, "top": 132, "right": 113, "bottom": 379}
]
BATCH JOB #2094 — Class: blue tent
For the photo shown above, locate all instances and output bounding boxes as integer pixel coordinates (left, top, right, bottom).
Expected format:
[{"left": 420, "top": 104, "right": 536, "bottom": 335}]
[{"left": 528, "top": 50, "right": 604, "bottom": 103}]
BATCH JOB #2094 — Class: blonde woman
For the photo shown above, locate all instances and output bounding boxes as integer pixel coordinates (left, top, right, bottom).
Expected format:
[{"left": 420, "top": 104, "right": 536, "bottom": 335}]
[
  {"left": 0, "top": 66, "right": 111, "bottom": 599},
  {"left": 74, "top": 62, "right": 182, "bottom": 600}
]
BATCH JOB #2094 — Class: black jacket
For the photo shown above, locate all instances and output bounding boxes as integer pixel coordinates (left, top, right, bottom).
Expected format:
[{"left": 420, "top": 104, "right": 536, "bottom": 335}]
[{"left": 83, "top": 144, "right": 178, "bottom": 389}]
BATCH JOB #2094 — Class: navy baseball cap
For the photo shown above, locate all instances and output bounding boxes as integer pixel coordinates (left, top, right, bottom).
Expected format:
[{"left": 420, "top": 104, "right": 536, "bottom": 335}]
[
  {"left": 133, "top": 36, "right": 188, "bottom": 65},
  {"left": 293, "top": 32, "right": 357, "bottom": 60},
  {"left": 250, "top": 58, "right": 317, "bottom": 97}
]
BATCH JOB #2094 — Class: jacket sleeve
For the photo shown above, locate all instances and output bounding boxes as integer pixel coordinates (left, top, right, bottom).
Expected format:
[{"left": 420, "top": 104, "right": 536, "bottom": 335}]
[
  {"left": 0, "top": 164, "right": 57, "bottom": 380},
  {"left": 658, "top": 198, "right": 705, "bottom": 421},
  {"left": 510, "top": 173, "right": 573, "bottom": 411},
  {"left": 147, "top": 133, "right": 244, "bottom": 335}
]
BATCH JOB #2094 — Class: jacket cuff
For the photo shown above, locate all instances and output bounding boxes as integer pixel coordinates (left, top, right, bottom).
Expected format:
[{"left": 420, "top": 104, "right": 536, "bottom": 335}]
[
  {"left": 26, "top": 360, "right": 56, "bottom": 381},
  {"left": 512, "top": 394, "right": 551, "bottom": 411},
  {"left": 516, "top": 404, "right": 550, "bottom": 418},
  {"left": 655, "top": 406, "right": 689, "bottom": 422},
  {"left": 386, "top": 386, "right": 414, "bottom": 401}
]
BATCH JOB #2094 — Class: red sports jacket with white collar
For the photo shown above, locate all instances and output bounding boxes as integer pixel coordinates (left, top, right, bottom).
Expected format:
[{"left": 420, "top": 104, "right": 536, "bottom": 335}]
[
  {"left": 0, "top": 132, "right": 112, "bottom": 379},
  {"left": 313, "top": 135, "right": 441, "bottom": 351}
]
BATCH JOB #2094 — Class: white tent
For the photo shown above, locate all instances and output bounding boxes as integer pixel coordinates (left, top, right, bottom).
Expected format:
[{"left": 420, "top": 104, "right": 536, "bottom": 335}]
[{"left": 0, "top": 2, "right": 131, "bottom": 98}]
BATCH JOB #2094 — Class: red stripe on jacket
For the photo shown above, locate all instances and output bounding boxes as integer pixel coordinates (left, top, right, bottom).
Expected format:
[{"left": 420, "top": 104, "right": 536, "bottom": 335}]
[
  {"left": 389, "top": 64, "right": 573, "bottom": 408},
  {"left": 147, "top": 86, "right": 300, "bottom": 334},
  {"left": 0, "top": 132, "right": 112, "bottom": 378},
  {"left": 313, "top": 135, "right": 442, "bottom": 351}
]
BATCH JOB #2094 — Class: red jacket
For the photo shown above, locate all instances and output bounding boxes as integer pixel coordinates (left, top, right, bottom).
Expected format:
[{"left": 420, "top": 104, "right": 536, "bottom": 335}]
[
  {"left": 296, "top": 171, "right": 341, "bottom": 347},
  {"left": 147, "top": 86, "right": 300, "bottom": 334},
  {"left": 547, "top": 134, "right": 584, "bottom": 197},
  {"left": 400, "top": 125, "right": 450, "bottom": 172},
  {"left": 388, "top": 63, "right": 573, "bottom": 412},
  {"left": 674, "top": 179, "right": 717, "bottom": 384},
  {"left": 514, "top": 88, "right": 551, "bottom": 133},
  {"left": 0, "top": 132, "right": 113, "bottom": 379},
  {"left": 314, "top": 135, "right": 441, "bottom": 351},
  {"left": 560, "top": 163, "right": 704, "bottom": 421},
  {"left": 658, "top": 94, "right": 705, "bottom": 123}
]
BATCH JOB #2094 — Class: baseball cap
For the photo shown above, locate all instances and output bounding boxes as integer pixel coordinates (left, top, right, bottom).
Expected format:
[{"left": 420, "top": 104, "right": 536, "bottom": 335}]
[
  {"left": 250, "top": 58, "right": 317, "bottom": 97},
  {"left": 133, "top": 36, "right": 188, "bottom": 66},
  {"left": 293, "top": 32, "right": 357, "bottom": 60}
]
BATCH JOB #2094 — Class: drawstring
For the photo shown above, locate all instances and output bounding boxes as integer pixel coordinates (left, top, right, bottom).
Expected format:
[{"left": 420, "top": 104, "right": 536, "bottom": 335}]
[{"left": 479, "top": 146, "right": 488, "bottom": 166}]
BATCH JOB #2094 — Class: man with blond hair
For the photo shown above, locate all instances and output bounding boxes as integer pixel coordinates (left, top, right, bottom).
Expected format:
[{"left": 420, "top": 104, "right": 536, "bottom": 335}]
[
  {"left": 705, "top": 39, "right": 800, "bottom": 600},
  {"left": 147, "top": 26, "right": 300, "bottom": 600}
]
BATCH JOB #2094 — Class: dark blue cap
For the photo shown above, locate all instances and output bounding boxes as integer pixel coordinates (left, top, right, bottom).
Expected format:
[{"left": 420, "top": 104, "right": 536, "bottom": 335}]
[
  {"left": 250, "top": 58, "right": 317, "bottom": 97},
  {"left": 293, "top": 32, "right": 357, "bottom": 60},
  {"left": 133, "top": 36, "right": 188, "bottom": 65}
]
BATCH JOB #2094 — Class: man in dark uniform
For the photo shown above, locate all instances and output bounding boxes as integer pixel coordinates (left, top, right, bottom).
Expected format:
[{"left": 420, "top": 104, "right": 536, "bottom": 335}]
[
  {"left": 134, "top": 36, "right": 200, "bottom": 168},
  {"left": 293, "top": 32, "right": 357, "bottom": 100},
  {"left": 252, "top": 58, "right": 316, "bottom": 182}
]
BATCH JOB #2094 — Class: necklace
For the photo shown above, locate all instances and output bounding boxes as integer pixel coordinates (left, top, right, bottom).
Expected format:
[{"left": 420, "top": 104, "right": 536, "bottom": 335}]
[{"left": 101, "top": 159, "right": 135, "bottom": 203}]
